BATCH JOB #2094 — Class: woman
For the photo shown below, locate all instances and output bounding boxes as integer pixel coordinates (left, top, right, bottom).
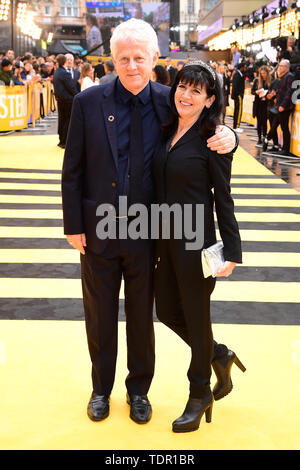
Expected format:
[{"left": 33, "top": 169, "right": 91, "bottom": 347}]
[
  {"left": 79, "top": 63, "right": 99, "bottom": 91},
  {"left": 251, "top": 65, "right": 271, "bottom": 146},
  {"left": 153, "top": 61, "right": 244, "bottom": 433},
  {"left": 152, "top": 64, "right": 170, "bottom": 86}
]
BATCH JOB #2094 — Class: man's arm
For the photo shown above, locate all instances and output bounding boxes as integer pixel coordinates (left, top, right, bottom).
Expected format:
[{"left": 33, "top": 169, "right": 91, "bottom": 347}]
[
  {"left": 207, "top": 125, "right": 239, "bottom": 155},
  {"left": 61, "top": 95, "right": 86, "bottom": 254},
  {"left": 279, "top": 74, "right": 294, "bottom": 111},
  {"left": 62, "top": 71, "right": 78, "bottom": 96}
]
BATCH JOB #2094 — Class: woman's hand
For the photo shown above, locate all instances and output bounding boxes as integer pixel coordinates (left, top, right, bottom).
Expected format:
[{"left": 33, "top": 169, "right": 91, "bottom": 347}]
[{"left": 216, "top": 261, "right": 236, "bottom": 277}]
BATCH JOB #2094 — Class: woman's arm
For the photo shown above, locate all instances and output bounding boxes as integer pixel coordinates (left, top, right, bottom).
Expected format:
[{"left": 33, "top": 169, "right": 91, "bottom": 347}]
[{"left": 207, "top": 150, "right": 242, "bottom": 268}]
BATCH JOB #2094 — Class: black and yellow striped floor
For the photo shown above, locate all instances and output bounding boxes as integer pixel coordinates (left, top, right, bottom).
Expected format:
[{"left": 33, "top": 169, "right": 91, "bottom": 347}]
[{"left": 0, "top": 135, "right": 300, "bottom": 450}]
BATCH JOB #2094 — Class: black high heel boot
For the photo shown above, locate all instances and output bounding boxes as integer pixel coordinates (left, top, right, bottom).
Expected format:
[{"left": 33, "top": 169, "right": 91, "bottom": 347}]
[
  {"left": 172, "top": 392, "right": 214, "bottom": 433},
  {"left": 212, "top": 350, "right": 246, "bottom": 401}
]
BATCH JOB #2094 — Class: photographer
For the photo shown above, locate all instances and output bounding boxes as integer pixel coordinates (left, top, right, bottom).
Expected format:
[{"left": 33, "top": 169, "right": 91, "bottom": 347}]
[{"left": 279, "top": 37, "right": 300, "bottom": 65}]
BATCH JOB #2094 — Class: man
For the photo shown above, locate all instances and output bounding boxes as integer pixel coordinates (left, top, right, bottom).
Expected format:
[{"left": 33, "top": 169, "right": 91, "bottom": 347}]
[
  {"left": 94, "top": 57, "right": 105, "bottom": 80},
  {"left": 231, "top": 44, "right": 241, "bottom": 67},
  {"left": 53, "top": 54, "right": 78, "bottom": 149},
  {"left": 0, "top": 59, "right": 16, "bottom": 86},
  {"left": 275, "top": 60, "right": 295, "bottom": 156},
  {"left": 231, "top": 62, "right": 246, "bottom": 134},
  {"left": 245, "top": 56, "right": 257, "bottom": 83},
  {"left": 279, "top": 36, "right": 300, "bottom": 64},
  {"left": 165, "top": 56, "right": 177, "bottom": 85},
  {"left": 62, "top": 19, "right": 238, "bottom": 425},
  {"left": 4, "top": 49, "right": 15, "bottom": 62},
  {"left": 99, "top": 60, "right": 117, "bottom": 85},
  {"left": 65, "top": 53, "right": 80, "bottom": 92}
]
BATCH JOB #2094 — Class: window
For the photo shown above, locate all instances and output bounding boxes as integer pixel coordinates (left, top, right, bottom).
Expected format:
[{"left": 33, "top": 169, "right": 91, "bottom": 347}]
[
  {"left": 60, "top": 0, "right": 79, "bottom": 17},
  {"left": 187, "top": 0, "right": 194, "bottom": 15},
  {"left": 204, "top": 0, "right": 220, "bottom": 12},
  {"left": 44, "top": 6, "right": 51, "bottom": 16}
]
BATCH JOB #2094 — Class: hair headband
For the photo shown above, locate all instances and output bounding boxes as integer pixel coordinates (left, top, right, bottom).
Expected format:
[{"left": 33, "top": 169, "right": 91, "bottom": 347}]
[{"left": 184, "top": 60, "right": 216, "bottom": 81}]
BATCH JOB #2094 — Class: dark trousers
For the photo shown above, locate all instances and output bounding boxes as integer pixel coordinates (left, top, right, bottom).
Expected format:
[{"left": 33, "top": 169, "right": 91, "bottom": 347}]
[
  {"left": 81, "top": 237, "right": 155, "bottom": 397},
  {"left": 233, "top": 96, "right": 243, "bottom": 129},
  {"left": 57, "top": 100, "right": 73, "bottom": 146},
  {"left": 278, "top": 109, "right": 292, "bottom": 153},
  {"left": 267, "top": 112, "right": 279, "bottom": 146},
  {"left": 154, "top": 239, "right": 228, "bottom": 399},
  {"left": 256, "top": 101, "right": 268, "bottom": 140}
]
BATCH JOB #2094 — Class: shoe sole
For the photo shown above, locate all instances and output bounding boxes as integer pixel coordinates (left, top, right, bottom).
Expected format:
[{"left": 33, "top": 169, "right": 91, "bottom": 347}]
[
  {"left": 213, "top": 379, "right": 233, "bottom": 401},
  {"left": 172, "top": 426, "right": 199, "bottom": 433},
  {"left": 87, "top": 410, "right": 109, "bottom": 422}
]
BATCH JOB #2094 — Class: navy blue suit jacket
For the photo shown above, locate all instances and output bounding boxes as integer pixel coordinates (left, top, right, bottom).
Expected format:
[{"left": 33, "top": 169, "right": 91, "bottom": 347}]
[{"left": 62, "top": 78, "right": 170, "bottom": 254}]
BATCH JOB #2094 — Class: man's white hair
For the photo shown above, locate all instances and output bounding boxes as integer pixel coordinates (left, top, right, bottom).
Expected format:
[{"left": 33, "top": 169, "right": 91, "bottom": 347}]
[
  {"left": 280, "top": 59, "right": 290, "bottom": 69},
  {"left": 110, "top": 18, "right": 159, "bottom": 57}
]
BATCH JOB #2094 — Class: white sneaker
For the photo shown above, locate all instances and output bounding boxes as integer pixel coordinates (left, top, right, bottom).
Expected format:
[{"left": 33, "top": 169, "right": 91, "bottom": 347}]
[{"left": 234, "top": 128, "right": 244, "bottom": 134}]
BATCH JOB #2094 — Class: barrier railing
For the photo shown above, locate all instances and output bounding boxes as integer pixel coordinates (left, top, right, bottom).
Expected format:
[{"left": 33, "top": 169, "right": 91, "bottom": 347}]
[{"left": 0, "top": 81, "right": 56, "bottom": 132}]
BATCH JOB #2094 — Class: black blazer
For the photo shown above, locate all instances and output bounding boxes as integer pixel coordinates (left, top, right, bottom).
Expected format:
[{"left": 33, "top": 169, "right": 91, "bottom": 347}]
[
  {"left": 53, "top": 67, "right": 78, "bottom": 102},
  {"left": 153, "top": 122, "right": 242, "bottom": 263},
  {"left": 62, "top": 78, "right": 171, "bottom": 254},
  {"left": 231, "top": 70, "right": 245, "bottom": 100}
]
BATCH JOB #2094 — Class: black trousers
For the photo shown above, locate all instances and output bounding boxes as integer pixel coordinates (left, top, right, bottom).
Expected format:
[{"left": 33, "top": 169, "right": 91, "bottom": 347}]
[
  {"left": 256, "top": 101, "right": 268, "bottom": 140},
  {"left": 233, "top": 96, "right": 243, "bottom": 129},
  {"left": 267, "top": 112, "right": 279, "bottom": 146},
  {"left": 278, "top": 109, "right": 292, "bottom": 153},
  {"left": 81, "top": 237, "right": 155, "bottom": 397},
  {"left": 57, "top": 100, "right": 73, "bottom": 146},
  {"left": 154, "top": 239, "right": 228, "bottom": 399}
]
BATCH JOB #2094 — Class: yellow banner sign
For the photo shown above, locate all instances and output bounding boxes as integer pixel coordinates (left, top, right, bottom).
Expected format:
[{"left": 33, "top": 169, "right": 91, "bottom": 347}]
[{"left": 0, "top": 85, "right": 28, "bottom": 131}]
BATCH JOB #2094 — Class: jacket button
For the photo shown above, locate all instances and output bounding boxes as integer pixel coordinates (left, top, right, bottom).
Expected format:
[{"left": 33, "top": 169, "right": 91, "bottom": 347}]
[{"left": 112, "top": 182, "right": 116, "bottom": 188}]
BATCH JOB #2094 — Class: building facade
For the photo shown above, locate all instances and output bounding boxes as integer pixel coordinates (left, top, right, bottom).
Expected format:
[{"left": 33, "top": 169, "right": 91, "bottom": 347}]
[{"left": 34, "top": 0, "right": 87, "bottom": 55}]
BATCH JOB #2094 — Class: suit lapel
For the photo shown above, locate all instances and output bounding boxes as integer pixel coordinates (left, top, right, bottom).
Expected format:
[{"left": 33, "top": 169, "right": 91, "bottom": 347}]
[{"left": 101, "top": 79, "right": 118, "bottom": 170}]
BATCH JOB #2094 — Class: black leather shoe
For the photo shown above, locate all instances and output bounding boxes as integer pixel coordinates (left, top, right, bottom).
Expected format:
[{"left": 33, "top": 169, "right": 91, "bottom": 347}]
[
  {"left": 212, "top": 350, "right": 246, "bottom": 401},
  {"left": 126, "top": 393, "right": 152, "bottom": 424},
  {"left": 172, "top": 393, "right": 214, "bottom": 433},
  {"left": 87, "top": 393, "right": 109, "bottom": 421}
]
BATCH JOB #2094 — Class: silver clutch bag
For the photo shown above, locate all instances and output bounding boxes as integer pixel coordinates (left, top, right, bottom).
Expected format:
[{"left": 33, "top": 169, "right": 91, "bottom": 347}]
[{"left": 201, "top": 241, "right": 225, "bottom": 278}]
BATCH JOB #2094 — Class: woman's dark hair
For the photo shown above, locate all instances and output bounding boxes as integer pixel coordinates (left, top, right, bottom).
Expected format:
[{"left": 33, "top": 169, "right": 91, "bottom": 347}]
[
  {"left": 162, "top": 64, "right": 223, "bottom": 140},
  {"left": 153, "top": 65, "right": 170, "bottom": 85}
]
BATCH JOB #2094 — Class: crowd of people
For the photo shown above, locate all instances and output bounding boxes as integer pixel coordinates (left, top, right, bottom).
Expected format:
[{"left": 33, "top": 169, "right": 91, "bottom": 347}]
[{"left": 1, "top": 35, "right": 299, "bottom": 157}]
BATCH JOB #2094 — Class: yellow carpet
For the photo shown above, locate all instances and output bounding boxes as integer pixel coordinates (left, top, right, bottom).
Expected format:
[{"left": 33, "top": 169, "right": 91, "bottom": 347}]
[
  {"left": 1, "top": 134, "right": 300, "bottom": 450},
  {"left": 0, "top": 320, "right": 299, "bottom": 450}
]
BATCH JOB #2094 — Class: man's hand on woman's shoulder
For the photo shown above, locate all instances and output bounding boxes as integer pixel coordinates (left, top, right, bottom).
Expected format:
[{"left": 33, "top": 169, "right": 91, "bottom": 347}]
[{"left": 207, "top": 125, "right": 237, "bottom": 155}]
